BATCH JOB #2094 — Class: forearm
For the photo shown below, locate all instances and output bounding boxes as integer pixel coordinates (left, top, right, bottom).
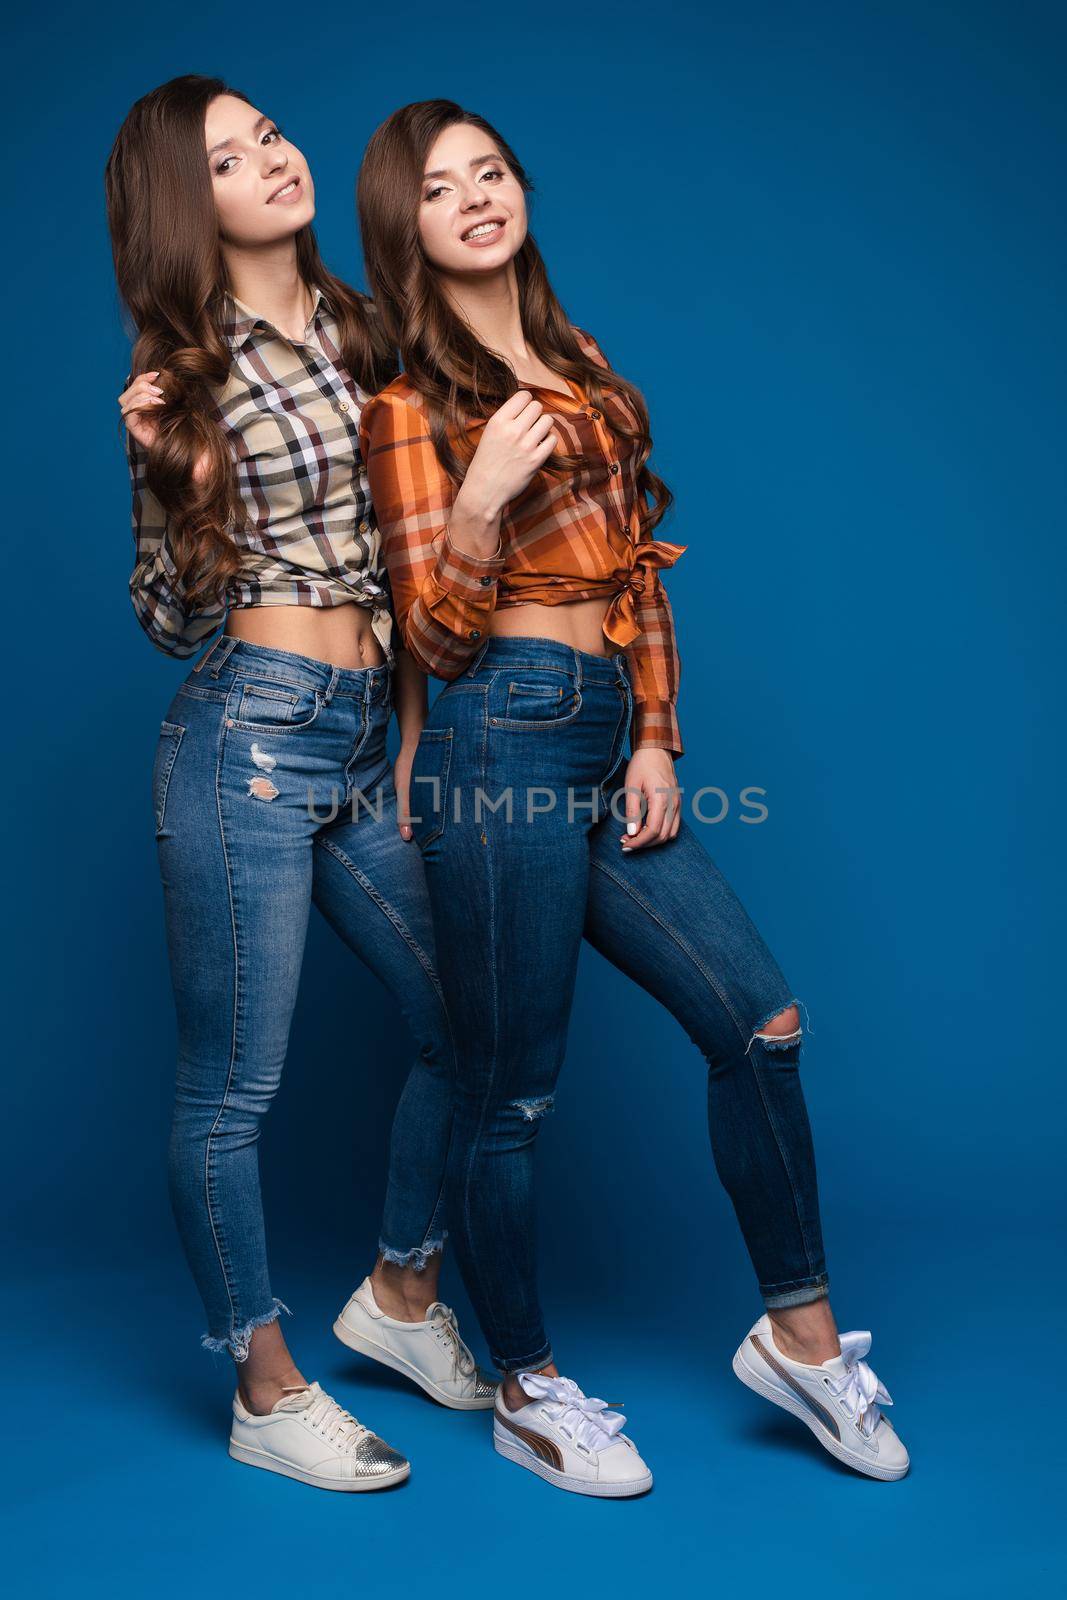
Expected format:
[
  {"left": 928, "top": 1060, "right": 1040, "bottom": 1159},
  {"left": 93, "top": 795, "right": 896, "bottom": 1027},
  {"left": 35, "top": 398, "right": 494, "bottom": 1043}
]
[{"left": 392, "top": 648, "right": 429, "bottom": 746}]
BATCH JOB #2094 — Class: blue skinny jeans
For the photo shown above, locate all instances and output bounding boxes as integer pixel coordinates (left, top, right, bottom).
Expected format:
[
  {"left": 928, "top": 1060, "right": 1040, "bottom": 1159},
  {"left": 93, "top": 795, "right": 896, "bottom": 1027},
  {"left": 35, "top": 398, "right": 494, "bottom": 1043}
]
[
  {"left": 153, "top": 633, "right": 454, "bottom": 1361},
  {"left": 410, "top": 635, "right": 829, "bottom": 1373}
]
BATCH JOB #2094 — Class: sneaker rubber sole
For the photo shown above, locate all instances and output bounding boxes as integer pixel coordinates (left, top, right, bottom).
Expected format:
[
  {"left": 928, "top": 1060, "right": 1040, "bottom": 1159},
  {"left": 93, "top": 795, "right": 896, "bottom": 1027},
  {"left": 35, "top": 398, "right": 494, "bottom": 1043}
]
[
  {"left": 333, "top": 1317, "right": 497, "bottom": 1411},
  {"left": 493, "top": 1420, "right": 653, "bottom": 1498},
  {"left": 228, "top": 1438, "right": 410, "bottom": 1491},
  {"left": 731, "top": 1343, "right": 908, "bottom": 1481}
]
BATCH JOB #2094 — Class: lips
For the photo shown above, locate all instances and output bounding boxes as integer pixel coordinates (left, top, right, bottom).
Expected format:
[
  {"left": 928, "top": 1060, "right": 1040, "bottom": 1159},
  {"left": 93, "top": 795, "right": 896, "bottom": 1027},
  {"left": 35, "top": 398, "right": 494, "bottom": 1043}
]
[
  {"left": 267, "top": 175, "right": 302, "bottom": 205},
  {"left": 460, "top": 217, "right": 506, "bottom": 244}
]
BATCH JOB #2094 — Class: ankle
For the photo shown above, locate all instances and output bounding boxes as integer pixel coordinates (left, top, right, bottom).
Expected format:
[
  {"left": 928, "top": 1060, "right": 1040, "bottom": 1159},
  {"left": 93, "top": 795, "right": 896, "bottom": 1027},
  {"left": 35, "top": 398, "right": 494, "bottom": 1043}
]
[
  {"left": 502, "top": 1363, "right": 558, "bottom": 1412},
  {"left": 369, "top": 1261, "right": 438, "bottom": 1323},
  {"left": 767, "top": 1306, "right": 841, "bottom": 1366},
  {"left": 238, "top": 1363, "right": 307, "bottom": 1416}
]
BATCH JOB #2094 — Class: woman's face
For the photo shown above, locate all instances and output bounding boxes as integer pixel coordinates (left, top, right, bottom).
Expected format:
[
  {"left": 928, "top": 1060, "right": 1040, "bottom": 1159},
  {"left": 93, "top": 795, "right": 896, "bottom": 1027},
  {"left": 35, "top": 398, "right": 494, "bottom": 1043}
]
[
  {"left": 418, "top": 121, "right": 526, "bottom": 275},
  {"left": 205, "top": 94, "right": 315, "bottom": 247}
]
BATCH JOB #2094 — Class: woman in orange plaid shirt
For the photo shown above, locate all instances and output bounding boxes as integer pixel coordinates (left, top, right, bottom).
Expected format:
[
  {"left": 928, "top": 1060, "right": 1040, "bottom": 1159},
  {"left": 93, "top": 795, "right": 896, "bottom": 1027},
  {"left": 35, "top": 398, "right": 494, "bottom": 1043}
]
[{"left": 357, "top": 101, "right": 908, "bottom": 1496}]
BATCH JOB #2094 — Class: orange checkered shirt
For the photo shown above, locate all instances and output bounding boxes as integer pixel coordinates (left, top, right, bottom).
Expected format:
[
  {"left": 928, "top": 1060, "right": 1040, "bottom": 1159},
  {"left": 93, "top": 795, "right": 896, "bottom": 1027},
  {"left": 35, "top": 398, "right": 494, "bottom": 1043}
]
[{"left": 359, "top": 327, "right": 686, "bottom": 754}]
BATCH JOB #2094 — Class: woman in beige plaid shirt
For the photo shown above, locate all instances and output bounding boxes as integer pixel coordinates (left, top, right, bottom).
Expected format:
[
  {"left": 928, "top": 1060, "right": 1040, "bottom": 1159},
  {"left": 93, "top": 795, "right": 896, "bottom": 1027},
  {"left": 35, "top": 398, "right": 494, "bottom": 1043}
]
[{"left": 107, "top": 74, "right": 495, "bottom": 1493}]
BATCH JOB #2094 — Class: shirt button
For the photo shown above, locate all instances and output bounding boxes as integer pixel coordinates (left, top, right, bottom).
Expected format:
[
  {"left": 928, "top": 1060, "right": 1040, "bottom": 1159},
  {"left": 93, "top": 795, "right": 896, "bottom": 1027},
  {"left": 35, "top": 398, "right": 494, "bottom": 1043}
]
[
  {"left": 359, "top": 520, "right": 370, "bottom": 534},
  {"left": 338, "top": 399, "right": 349, "bottom": 412},
  {"left": 478, "top": 575, "right": 494, "bottom": 586},
  {"left": 468, "top": 629, "right": 482, "bottom": 640},
  {"left": 590, "top": 409, "right": 602, "bottom": 420},
  {"left": 609, "top": 462, "right": 620, "bottom": 475}
]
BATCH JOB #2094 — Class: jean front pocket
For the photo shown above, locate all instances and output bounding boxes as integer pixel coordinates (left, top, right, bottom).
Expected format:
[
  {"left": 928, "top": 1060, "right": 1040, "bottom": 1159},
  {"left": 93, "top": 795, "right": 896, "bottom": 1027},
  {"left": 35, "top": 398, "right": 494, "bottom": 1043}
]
[
  {"left": 153, "top": 720, "right": 186, "bottom": 836},
  {"left": 230, "top": 679, "right": 321, "bottom": 734},
  {"left": 409, "top": 728, "right": 453, "bottom": 848},
  {"left": 490, "top": 670, "right": 583, "bottom": 730}
]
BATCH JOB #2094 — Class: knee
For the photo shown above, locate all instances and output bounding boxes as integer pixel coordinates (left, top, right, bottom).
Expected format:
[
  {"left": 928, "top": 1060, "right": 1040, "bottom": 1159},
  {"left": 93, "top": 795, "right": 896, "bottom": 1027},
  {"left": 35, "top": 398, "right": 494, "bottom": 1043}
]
[
  {"left": 749, "top": 1004, "right": 803, "bottom": 1053},
  {"left": 755, "top": 1004, "right": 801, "bottom": 1040}
]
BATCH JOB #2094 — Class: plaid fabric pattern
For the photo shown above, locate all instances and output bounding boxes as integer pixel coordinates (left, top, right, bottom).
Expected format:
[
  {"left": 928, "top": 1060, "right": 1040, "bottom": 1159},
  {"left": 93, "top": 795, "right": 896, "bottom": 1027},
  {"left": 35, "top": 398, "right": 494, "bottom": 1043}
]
[
  {"left": 360, "top": 327, "right": 685, "bottom": 754},
  {"left": 128, "top": 288, "right": 393, "bottom": 660}
]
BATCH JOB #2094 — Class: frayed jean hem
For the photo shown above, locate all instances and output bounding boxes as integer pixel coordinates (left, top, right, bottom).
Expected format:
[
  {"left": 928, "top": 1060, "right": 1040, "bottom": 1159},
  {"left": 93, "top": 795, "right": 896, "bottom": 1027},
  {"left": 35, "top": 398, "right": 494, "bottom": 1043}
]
[
  {"left": 378, "top": 1234, "right": 446, "bottom": 1272},
  {"left": 201, "top": 1297, "right": 292, "bottom": 1363}
]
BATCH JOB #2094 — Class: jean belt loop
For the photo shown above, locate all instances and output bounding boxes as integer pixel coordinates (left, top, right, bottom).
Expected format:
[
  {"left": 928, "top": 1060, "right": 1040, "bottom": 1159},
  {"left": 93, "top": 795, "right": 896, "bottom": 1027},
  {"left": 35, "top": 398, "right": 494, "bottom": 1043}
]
[
  {"left": 193, "top": 633, "right": 223, "bottom": 675},
  {"left": 572, "top": 646, "right": 584, "bottom": 693},
  {"left": 322, "top": 666, "right": 340, "bottom": 706},
  {"left": 469, "top": 635, "right": 491, "bottom": 674},
  {"left": 208, "top": 635, "right": 239, "bottom": 679}
]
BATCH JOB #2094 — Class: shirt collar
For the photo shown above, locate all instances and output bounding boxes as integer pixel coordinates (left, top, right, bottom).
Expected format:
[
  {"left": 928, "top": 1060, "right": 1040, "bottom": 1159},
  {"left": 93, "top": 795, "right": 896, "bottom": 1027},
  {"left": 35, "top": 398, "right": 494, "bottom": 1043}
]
[{"left": 223, "top": 285, "right": 330, "bottom": 353}]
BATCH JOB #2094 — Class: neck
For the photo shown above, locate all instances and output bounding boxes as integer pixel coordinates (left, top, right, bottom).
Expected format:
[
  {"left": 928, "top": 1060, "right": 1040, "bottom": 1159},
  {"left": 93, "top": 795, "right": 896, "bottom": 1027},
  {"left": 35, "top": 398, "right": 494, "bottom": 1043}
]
[
  {"left": 439, "top": 263, "right": 528, "bottom": 364},
  {"left": 223, "top": 238, "right": 313, "bottom": 340}
]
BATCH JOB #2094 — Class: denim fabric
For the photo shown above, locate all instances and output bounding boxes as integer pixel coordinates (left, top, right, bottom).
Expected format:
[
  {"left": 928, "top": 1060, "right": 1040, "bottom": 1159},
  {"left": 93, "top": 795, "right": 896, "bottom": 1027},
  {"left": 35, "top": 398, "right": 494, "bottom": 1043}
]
[
  {"left": 409, "top": 635, "right": 828, "bottom": 1372},
  {"left": 153, "top": 634, "right": 454, "bottom": 1361}
]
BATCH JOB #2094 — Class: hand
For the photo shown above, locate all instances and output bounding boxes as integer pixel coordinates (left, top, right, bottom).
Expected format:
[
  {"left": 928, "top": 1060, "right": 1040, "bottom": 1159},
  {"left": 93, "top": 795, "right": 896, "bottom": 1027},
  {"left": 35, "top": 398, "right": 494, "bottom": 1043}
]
[
  {"left": 621, "top": 748, "right": 681, "bottom": 851},
  {"left": 456, "top": 390, "right": 560, "bottom": 524},
  {"left": 118, "top": 370, "right": 165, "bottom": 451},
  {"left": 394, "top": 743, "right": 417, "bottom": 842}
]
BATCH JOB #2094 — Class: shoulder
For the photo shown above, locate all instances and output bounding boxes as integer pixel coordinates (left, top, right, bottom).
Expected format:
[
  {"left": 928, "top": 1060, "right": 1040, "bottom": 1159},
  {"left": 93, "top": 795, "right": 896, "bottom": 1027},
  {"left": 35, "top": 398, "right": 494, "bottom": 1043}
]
[
  {"left": 571, "top": 325, "right": 612, "bottom": 371},
  {"left": 360, "top": 375, "right": 431, "bottom": 437}
]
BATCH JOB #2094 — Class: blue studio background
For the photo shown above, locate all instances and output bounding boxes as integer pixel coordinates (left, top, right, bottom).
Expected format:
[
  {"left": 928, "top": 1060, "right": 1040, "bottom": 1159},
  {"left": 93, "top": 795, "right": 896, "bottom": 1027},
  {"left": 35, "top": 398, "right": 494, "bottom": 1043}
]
[{"left": 3, "top": 2, "right": 1063, "bottom": 1594}]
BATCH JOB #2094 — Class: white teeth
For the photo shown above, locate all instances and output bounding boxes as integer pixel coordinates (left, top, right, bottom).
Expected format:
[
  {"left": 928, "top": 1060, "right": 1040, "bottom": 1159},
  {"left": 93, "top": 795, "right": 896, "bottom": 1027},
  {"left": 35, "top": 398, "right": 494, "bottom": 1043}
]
[
  {"left": 271, "top": 180, "right": 297, "bottom": 201},
  {"left": 463, "top": 221, "right": 502, "bottom": 240}
]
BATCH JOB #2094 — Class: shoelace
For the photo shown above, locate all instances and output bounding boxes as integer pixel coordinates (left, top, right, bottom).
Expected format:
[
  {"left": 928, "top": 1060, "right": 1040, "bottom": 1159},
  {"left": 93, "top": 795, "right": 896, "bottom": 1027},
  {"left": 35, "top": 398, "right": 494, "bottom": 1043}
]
[
  {"left": 280, "top": 1385, "right": 370, "bottom": 1453},
  {"left": 427, "top": 1303, "right": 476, "bottom": 1381},
  {"left": 825, "top": 1332, "right": 893, "bottom": 1437},
  {"left": 518, "top": 1373, "right": 627, "bottom": 1453}
]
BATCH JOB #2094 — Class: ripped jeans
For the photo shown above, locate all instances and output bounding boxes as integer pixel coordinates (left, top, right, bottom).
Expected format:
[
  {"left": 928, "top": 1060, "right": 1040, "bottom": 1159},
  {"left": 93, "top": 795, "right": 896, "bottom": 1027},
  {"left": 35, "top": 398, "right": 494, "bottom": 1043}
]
[
  {"left": 153, "top": 634, "right": 454, "bottom": 1360},
  {"left": 410, "top": 635, "right": 828, "bottom": 1373}
]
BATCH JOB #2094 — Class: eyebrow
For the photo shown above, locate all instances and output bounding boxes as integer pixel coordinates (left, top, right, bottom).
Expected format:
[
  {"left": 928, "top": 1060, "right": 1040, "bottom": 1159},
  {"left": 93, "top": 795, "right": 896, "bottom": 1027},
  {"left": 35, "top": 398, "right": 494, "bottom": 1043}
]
[
  {"left": 422, "top": 152, "right": 501, "bottom": 181},
  {"left": 207, "top": 114, "right": 271, "bottom": 160}
]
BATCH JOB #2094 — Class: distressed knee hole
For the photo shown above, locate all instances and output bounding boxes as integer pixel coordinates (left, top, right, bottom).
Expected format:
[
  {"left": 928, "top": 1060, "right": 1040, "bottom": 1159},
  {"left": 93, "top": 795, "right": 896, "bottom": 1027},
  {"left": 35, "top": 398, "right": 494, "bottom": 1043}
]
[
  {"left": 757, "top": 1005, "right": 801, "bottom": 1039},
  {"left": 748, "top": 1003, "right": 803, "bottom": 1054},
  {"left": 511, "top": 1095, "right": 555, "bottom": 1121}
]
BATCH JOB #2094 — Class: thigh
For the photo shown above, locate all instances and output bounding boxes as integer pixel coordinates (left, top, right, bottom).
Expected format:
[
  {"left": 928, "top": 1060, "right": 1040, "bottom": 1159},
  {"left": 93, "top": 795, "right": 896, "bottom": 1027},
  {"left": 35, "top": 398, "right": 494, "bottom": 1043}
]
[
  {"left": 311, "top": 764, "right": 450, "bottom": 1048},
  {"left": 584, "top": 812, "right": 796, "bottom": 1058},
  {"left": 413, "top": 681, "right": 591, "bottom": 1103},
  {"left": 157, "top": 687, "right": 318, "bottom": 1099}
]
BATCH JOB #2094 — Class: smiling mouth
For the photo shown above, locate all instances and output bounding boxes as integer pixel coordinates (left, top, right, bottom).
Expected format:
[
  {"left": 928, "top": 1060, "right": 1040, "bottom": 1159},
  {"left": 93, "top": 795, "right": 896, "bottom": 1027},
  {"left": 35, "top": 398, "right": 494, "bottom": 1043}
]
[
  {"left": 461, "top": 218, "right": 505, "bottom": 242},
  {"left": 267, "top": 178, "right": 301, "bottom": 204}
]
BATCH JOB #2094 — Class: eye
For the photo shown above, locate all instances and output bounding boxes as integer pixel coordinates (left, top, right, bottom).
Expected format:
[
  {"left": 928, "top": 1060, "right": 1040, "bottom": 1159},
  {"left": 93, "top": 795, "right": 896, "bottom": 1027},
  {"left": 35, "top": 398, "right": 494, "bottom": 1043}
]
[
  {"left": 423, "top": 184, "right": 448, "bottom": 202},
  {"left": 480, "top": 167, "right": 505, "bottom": 182},
  {"left": 262, "top": 125, "right": 283, "bottom": 144},
  {"left": 215, "top": 155, "right": 238, "bottom": 175}
]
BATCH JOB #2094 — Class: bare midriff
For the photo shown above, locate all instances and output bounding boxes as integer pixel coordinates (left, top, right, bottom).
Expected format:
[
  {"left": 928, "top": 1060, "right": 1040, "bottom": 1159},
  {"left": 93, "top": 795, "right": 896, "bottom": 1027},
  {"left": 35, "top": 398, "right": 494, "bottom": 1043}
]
[
  {"left": 489, "top": 596, "right": 622, "bottom": 658},
  {"left": 225, "top": 601, "right": 385, "bottom": 670}
]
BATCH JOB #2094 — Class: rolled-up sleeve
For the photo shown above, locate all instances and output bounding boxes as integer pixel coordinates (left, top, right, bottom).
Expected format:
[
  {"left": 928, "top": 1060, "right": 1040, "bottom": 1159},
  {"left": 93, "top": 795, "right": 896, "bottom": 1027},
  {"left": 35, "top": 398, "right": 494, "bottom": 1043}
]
[
  {"left": 360, "top": 391, "right": 505, "bottom": 678},
  {"left": 127, "top": 430, "right": 225, "bottom": 657}
]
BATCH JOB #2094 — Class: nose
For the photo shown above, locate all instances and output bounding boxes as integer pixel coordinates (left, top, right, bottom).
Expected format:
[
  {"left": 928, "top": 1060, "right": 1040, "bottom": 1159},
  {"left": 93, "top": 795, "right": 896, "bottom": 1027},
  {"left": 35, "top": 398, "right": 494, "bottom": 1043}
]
[
  {"left": 263, "top": 145, "right": 287, "bottom": 176},
  {"left": 458, "top": 183, "right": 490, "bottom": 213}
]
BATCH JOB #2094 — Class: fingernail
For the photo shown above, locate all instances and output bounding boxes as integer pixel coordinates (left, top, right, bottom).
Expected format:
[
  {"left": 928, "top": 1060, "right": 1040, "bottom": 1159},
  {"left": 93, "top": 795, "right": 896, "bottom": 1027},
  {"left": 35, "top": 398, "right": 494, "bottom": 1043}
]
[{"left": 626, "top": 822, "right": 639, "bottom": 835}]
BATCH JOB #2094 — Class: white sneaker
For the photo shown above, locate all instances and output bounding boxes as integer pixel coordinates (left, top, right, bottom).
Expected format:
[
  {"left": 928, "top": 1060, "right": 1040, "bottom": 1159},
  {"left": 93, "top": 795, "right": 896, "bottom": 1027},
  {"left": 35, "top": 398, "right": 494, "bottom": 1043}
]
[
  {"left": 228, "top": 1380, "right": 410, "bottom": 1491},
  {"left": 733, "top": 1314, "right": 909, "bottom": 1481},
  {"left": 333, "top": 1277, "right": 498, "bottom": 1410},
  {"left": 493, "top": 1372, "right": 653, "bottom": 1498}
]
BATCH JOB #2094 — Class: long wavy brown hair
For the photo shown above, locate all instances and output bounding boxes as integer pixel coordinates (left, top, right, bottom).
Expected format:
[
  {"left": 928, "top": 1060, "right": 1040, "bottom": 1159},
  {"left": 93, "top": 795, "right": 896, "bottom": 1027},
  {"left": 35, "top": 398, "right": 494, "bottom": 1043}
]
[
  {"left": 105, "top": 74, "right": 395, "bottom": 608},
  {"left": 358, "top": 100, "right": 672, "bottom": 534}
]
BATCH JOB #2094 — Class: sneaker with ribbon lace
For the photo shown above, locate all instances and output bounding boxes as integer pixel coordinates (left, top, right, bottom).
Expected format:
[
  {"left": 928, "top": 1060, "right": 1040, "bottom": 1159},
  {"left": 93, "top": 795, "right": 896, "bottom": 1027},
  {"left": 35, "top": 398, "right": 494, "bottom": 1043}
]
[
  {"left": 493, "top": 1372, "right": 653, "bottom": 1497},
  {"left": 228, "top": 1380, "right": 410, "bottom": 1491},
  {"left": 333, "top": 1277, "right": 498, "bottom": 1410},
  {"left": 732, "top": 1314, "right": 909, "bottom": 1480}
]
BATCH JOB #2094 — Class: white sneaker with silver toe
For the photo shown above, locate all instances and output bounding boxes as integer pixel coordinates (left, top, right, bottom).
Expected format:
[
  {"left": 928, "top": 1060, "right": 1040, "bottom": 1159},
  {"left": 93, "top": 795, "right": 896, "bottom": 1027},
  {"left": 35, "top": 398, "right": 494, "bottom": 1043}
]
[
  {"left": 229, "top": 1380, "right": 410, "bottom": 1491},
  {"left": 334, "top": 1276, "right": 498, "bottom": 1409}
]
